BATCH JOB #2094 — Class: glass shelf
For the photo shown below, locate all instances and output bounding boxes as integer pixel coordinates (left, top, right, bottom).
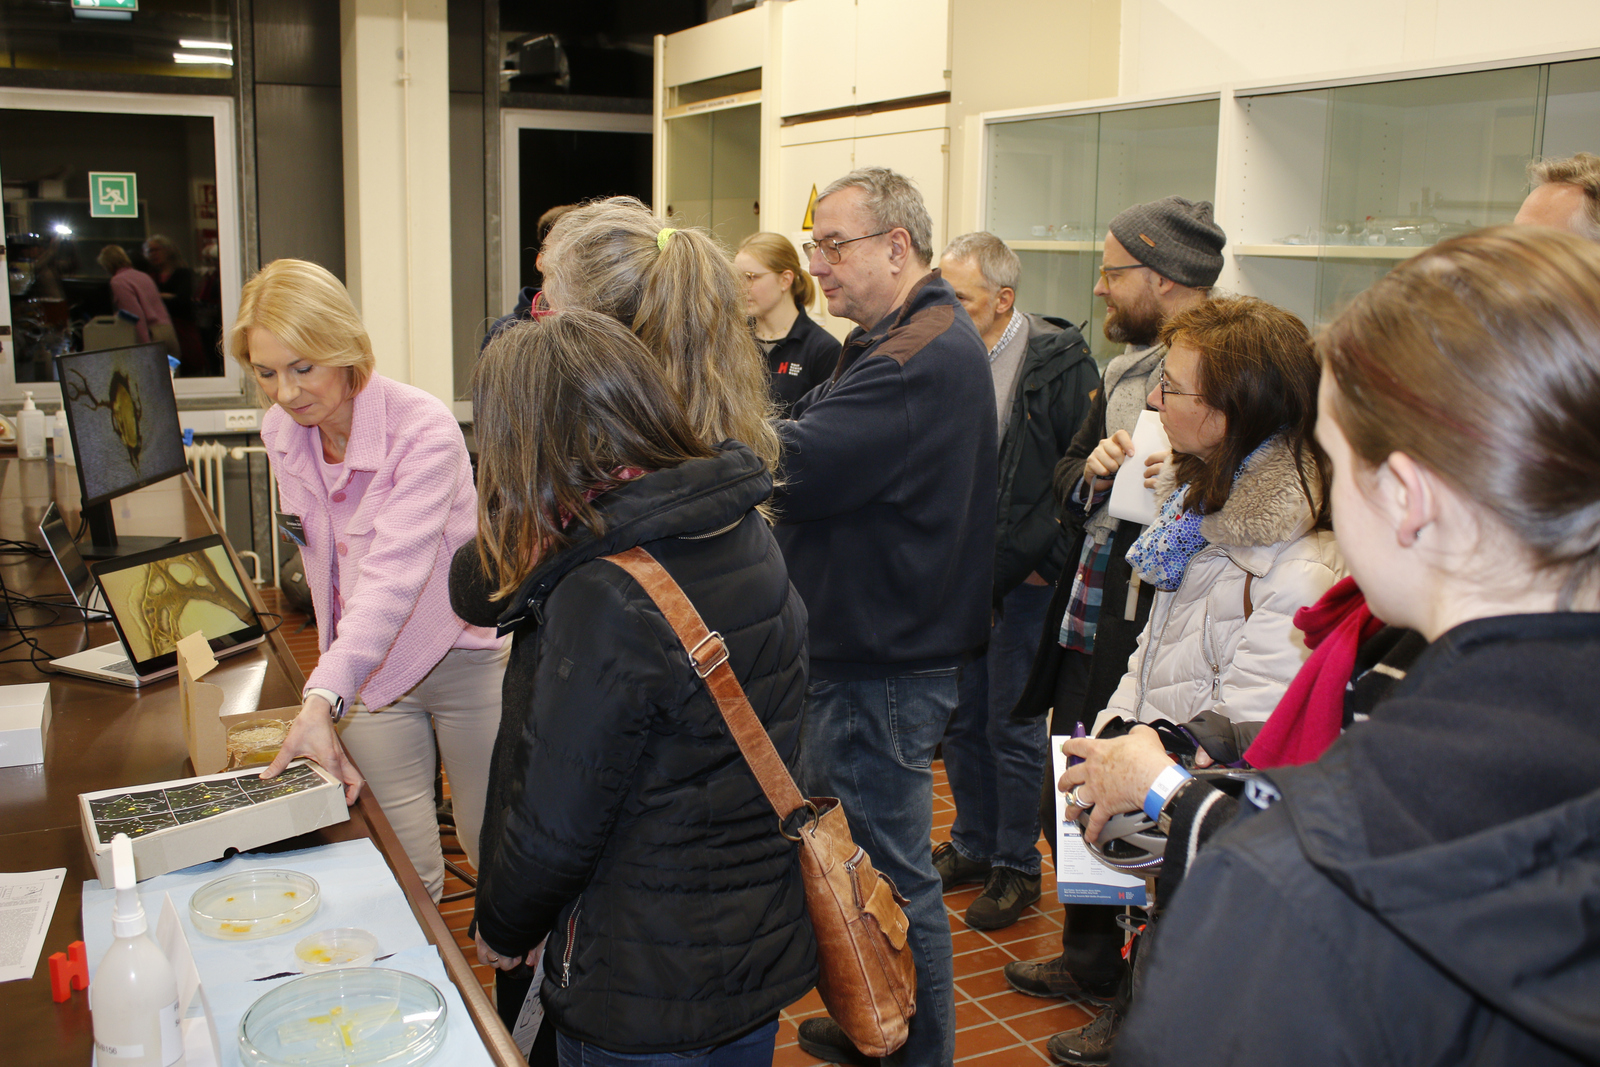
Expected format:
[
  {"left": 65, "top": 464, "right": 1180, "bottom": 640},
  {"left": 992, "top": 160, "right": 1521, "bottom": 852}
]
[
  {"left": 986, "top": 98, "right": 1219, "bottom": 362},
  {"left": 1234, "top": 244, "right": 1423, "bottom": 260}
]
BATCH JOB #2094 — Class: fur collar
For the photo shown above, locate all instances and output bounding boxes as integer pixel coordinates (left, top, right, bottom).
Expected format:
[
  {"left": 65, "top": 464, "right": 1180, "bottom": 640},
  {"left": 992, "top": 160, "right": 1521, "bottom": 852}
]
[{"left": 1152, "top": 434, "right": 1320, "bottom": 551}]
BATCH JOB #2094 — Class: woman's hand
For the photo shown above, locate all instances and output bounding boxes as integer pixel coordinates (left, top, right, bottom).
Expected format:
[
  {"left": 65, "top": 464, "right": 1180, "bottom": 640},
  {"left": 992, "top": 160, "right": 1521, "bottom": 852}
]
[
  {"left": 1085, "top": 430, "right": 1136, "bottom": 488},
  {"left": 261, "top": 695, "right": 364, "bottom": 805},
  {"left": 1143, "top": 449, "right": 1169, "bottom": 489},
  {"left": 475, "top": 932, "right": 543, "bottom": 972},
  {"left": 1058, "top": 725, "right": 1176, "bottom": 843}
]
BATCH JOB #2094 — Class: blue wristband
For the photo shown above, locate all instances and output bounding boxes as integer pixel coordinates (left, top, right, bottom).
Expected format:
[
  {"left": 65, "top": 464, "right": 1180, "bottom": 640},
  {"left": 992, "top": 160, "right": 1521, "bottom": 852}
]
[{"left": 1144, "top": 763, "right": 1194, "bottom": 822}]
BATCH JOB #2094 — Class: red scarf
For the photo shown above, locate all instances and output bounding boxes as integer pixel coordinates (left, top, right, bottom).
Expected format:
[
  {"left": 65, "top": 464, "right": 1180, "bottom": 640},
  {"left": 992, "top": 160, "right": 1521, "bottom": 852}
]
[
  {"left": 558, "top": 467, "right": 650, "bottom": 529},
  {"left": 1244, "top": 576, "right": 1384, "bottom": 768}
]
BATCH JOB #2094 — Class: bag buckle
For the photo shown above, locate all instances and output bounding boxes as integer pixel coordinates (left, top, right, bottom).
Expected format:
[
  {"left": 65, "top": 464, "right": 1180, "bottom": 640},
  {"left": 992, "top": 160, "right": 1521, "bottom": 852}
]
[{"left": 688, "top": 631, "right": 730, "bottom": 678}]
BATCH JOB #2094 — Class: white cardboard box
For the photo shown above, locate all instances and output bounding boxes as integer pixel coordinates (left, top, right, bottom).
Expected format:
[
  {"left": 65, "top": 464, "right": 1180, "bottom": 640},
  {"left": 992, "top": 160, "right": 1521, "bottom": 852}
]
[
  {"left": 0, "top": 682, "right": 51, "bottom": 768},
  {"left": 79, "top": 761, "right": 348, "bottom": 884}
]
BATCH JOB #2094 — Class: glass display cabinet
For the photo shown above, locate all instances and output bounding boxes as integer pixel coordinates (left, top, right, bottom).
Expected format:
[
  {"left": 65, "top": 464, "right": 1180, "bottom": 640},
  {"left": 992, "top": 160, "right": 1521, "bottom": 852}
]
[
  {"left": 984, "top": 97, "right": 1220, "bottom": 362},
  {"left": 662, "top": 70, "right": 763, "bottom": 251}
]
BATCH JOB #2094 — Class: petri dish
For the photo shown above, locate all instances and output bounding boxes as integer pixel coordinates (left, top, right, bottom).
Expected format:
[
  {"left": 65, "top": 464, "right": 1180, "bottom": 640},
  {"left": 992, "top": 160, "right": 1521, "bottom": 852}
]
[
  {"left": 189, "top": 869, "right": 321, "bottom": 940},
  {"left": 238, "top": 968, "right": 448, "bottom": 1067},
  {"left": 296, "top": 928, "right": 379, "bottom": 970},
  {"left": 228, "top": 718, "right": 293, "bottom": 768}
]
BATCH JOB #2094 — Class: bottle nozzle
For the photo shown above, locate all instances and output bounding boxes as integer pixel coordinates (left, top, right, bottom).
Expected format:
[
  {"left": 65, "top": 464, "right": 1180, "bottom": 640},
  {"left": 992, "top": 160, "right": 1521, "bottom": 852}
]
[{"left": 109, "top": 834, "right": 147, "bottom": 939}]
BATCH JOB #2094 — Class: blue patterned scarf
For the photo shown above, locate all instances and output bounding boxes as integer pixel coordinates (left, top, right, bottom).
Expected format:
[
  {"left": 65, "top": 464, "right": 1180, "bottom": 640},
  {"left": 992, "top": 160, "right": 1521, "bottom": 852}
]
[{"left": 1126, "top": 437, "right": 1278, "bottom": 591}]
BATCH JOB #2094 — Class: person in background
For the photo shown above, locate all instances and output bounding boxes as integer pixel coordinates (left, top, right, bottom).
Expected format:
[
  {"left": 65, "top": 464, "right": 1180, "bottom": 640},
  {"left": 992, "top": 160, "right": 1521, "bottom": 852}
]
[
  {"left": 480, "top": 201, "right": 578, "bottom": 352},
  {"left": 143, "top": 235, "right": 206, "bottom": 374},
  {"left": 733, "top": 231, "right": 839, "bottom": 416},
  {"left": 933, "top": 231, "right": 1098, "bottom": 931},
  {"left": 97, "top": 244, "right": 177, "bottom": 360},
  {"left": 1004, "top": 197, "right": 1225, "bottom": 1031},
  {"left": 782, "top": 167, "right": 996, "bottom": 1067},
  {"left": 1111, "top": 226, "right": 1600, "bottom": 1067},
  {"left": 1514, "top": 151, "right": 1600, "bottom": 238},
  {"left": 462, "top": 309, "right": 814, "bottom": 1067},
  {"left": 236, "top": 259, "right": 508, "bottom": 906}
]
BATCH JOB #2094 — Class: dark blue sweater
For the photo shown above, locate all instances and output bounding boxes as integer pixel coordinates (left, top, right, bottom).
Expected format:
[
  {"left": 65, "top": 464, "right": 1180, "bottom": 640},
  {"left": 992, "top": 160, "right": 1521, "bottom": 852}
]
[{"left": 774, "top": 270, "right": 997, "bottom": 679}]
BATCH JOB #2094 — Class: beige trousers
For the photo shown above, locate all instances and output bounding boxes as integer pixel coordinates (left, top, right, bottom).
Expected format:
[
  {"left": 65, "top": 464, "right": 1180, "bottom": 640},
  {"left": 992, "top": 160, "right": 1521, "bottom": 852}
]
[{"left": 337, "top": 642, "right": 507, "bottom": 901}]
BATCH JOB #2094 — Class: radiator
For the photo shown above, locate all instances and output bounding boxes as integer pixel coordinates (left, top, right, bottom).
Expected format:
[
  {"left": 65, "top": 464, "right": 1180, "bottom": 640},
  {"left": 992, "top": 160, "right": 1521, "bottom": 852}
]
[{"left": 185, "top": 441, "right": 278, "bottom": 587}]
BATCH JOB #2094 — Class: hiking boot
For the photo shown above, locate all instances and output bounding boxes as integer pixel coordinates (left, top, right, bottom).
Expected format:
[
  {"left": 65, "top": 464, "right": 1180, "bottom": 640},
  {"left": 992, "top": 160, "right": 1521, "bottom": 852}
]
[
  {"left": 964, "top": 866, "right": 1041, "bottom": 930},
  {"left": 932, "top": 840, "right": 990, "bottom": 891},
  {"left": 1003, "top": 955, "right": 1119, "bottom": 1003},
  {"left": 796, "top": 1017, "right": 875, "bottom": 1066},
  {"left": 1046, "top": 1005, "right": 1123, "bottom": 1065}
]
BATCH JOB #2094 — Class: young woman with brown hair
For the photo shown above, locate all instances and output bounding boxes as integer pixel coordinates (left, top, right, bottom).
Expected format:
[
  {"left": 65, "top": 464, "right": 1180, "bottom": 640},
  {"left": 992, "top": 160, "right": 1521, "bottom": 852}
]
[
  {"left": 733, "top": 231, "right": 839, "bottom": 416},
  {"left": 453, "top": 310, "right": 814, "bottom": 1067}
]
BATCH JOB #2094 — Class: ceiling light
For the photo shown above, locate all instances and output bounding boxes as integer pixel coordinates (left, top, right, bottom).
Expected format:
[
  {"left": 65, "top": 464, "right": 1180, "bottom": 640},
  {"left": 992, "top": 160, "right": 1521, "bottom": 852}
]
[
  {"left": 178, "top": 39, "right": 232, "bottom": 50},
  {"left": 53, "top": 223, "right": 73, "bottom": 236},
  {"left": 173, "top": 53, "right": 234, "bottom": 65}
]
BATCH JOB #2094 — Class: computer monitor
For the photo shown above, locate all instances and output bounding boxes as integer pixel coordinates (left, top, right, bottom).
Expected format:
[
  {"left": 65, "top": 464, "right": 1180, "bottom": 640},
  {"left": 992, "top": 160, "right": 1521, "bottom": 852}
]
[{"left": 54, "top": 343, "right": 187, "bottom": 559}]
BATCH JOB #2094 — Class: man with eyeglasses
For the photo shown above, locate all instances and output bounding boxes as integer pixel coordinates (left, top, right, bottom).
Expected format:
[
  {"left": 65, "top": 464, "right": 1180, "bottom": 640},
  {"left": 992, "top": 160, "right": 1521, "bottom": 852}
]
[
  {"left": 932, "top": 231, "right": 1099, "bottom": 935},
  {"left": 1004, "top": 195, "right": 1225, "bottom": 1066},
  {"left": 777, "top": 167, "right": 996, "bottom": 1067}
]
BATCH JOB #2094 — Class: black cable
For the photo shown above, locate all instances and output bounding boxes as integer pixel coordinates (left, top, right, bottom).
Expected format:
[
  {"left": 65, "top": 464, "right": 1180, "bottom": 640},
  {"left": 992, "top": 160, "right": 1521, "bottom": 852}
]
[
  {"left": 0, "top": 538, "right": 50, "bottom": 558},
  {"left": 257, "top": 610, "right": 284, "bottom": 636},
  {"left": 0, "top": 567, "right": 67, "bottom": 675}
]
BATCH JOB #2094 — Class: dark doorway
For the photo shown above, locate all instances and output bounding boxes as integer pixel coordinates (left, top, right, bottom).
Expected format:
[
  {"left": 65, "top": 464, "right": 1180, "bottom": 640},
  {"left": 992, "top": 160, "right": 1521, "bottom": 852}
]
[{"left": 516, "top": 126, "right": 652, "bottom": 293}]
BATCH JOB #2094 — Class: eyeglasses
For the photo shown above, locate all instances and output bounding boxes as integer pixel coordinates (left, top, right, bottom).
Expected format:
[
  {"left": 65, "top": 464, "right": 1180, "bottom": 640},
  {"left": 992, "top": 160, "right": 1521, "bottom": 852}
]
[
  {"left": 1098, "top": 263, "right": 1147, "bottom": 283},
  {"left": 1157, "top": 371, "right": 1203, "bottom": 405},
  {"left": 803, "top": 231, "right": 890, "bottom": 264},
  {"left": 740, "top": 271, "right": 774, "bottom": 284}
]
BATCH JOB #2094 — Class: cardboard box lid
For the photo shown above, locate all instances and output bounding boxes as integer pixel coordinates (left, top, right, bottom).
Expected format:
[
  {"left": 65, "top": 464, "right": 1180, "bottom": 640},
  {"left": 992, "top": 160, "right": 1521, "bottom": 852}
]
[{"left": 0, "top": 682, "right": 50, "bottom": 708}]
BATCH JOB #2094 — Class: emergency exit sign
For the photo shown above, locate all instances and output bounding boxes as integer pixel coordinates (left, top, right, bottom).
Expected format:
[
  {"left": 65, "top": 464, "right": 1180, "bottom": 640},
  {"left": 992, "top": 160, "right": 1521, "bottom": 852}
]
[
  {"left": 73, "top": 1, "right": 140, "bottom": 10},
  {"left": 89, "top": 172, "right": 138, "bottom": 218}
]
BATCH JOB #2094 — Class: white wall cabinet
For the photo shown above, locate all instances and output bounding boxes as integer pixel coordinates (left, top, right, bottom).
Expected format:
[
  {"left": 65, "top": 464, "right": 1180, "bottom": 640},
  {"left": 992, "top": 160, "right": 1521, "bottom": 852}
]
[{"left": 981, "top": 48, "right": 1600, "bottom": 342}]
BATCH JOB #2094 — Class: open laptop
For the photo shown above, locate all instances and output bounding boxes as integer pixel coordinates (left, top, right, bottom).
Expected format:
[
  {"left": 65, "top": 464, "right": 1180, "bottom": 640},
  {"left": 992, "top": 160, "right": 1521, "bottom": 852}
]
[
  {"left": 50, "top": 534, "right": 266, "bottom": 687},
  {"left": 38, "top": 501, "right": 108, "bottom": 616}
]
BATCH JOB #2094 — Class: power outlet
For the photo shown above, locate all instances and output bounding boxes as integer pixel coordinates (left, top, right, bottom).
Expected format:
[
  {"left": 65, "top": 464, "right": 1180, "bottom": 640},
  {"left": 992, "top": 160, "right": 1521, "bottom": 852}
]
[{"left": 223, "top": 409, "right": 260, "bottom": 432}]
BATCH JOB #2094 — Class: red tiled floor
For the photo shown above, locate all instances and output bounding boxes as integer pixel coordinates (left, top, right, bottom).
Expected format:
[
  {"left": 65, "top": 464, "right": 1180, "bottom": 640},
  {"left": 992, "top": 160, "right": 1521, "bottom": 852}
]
[{"left": 272, "top": 588, "right": 1095, "bottom": 1062}]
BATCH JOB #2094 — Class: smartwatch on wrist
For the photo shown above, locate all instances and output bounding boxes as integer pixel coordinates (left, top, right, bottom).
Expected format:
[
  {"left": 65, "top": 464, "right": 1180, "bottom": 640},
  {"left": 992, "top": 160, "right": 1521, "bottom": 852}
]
[{"left": 305, "top": 687, "right": 347, "bottom": 723}]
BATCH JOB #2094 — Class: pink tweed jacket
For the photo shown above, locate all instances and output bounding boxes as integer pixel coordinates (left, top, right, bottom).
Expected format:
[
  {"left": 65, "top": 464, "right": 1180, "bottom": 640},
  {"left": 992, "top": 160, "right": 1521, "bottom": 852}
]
[{"left": 262, "top": 373, "right": 500, "bottom": 709}]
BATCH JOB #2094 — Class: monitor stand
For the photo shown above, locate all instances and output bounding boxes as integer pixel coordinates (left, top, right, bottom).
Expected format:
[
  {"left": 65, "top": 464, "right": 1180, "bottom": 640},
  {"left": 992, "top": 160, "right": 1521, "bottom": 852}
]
[{"left": 77, "top": 501, "right": 179, "bottom": 561}]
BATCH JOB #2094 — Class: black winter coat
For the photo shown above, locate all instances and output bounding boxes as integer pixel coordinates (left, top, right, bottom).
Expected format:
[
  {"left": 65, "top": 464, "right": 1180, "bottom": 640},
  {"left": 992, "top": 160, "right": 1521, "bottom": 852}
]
[
  {"left": 1121, "top": 612, "right": 1600, "bottom": 1066},
  {"left": 1014, "top": 380, "right": 1156, "bottom": 725},
  {"left": 449, "top": 444, "right": 816, "bottom": 1053},
  {"left": 993, "top": 314, "right": 1098, "bottom": 604}
]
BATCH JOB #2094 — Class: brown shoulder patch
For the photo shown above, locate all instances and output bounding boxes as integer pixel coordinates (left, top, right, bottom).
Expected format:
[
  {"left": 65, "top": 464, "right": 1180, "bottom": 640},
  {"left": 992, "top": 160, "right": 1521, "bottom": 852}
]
[{"left": 873, "top": 304, "right": 955, "bottom": 366}]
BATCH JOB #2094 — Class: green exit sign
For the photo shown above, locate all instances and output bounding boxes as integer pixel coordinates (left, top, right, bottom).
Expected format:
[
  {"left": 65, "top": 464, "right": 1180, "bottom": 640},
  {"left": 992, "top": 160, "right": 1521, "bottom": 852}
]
[{"left": 73, "top": 0, "right": 140, "bottom": 10}]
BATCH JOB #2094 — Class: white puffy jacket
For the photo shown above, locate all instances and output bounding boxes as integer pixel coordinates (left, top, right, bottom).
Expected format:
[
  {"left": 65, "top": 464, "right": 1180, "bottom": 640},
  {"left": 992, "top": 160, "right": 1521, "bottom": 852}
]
[{"left": 1096, "top": 437, "right": 1346, "bottom": 731}]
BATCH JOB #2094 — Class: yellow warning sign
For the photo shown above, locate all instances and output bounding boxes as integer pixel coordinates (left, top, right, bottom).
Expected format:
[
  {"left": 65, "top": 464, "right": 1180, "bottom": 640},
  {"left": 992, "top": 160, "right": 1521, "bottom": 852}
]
[{"left": 802, "top": 184, "right": 818, "bottom": 231}]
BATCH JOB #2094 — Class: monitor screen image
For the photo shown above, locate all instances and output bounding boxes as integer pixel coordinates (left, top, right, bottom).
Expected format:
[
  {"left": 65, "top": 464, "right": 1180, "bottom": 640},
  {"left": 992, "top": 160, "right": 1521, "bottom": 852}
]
[
  {"left": 57, "top": 343, "right": 187, "bottom": 507},
  {"left": 94, "top": 540, "right": 258, "bottom": 665}
]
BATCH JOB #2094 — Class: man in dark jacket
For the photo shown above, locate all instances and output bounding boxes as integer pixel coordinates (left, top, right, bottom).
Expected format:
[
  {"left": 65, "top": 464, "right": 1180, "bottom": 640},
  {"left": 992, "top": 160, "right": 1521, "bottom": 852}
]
[
  {"left": 779, "top": 167, "right": 996, "bottom": 1067},
  {"left": 1003, "top": 196, "right": 1226, "bottom": 1066},
  {"left": 934, "top": 232, "right": 1098, "bottom": 931}
]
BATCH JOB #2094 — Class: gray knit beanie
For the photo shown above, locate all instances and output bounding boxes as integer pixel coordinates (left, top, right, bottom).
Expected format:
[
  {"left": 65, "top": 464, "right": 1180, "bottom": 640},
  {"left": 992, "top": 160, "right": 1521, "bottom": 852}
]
[{"left": 1108, "top": 196, "right": 1226, "bottom": 288}]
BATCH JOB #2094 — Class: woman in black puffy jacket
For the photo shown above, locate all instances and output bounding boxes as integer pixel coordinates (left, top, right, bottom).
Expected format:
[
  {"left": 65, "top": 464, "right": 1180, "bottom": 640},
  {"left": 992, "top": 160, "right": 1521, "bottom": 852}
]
[{"left": 452, "top": 309, "right": 815, "bottom": 1066}]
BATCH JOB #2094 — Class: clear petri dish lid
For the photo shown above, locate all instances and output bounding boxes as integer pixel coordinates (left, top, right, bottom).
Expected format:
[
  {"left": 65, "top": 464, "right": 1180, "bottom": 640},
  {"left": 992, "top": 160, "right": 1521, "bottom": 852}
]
[
  {"left": 296, "top": 927, "right": 380, "bottom": 970},
  {"left": 189, "top": 869, "right": 321, "bottom": 940},
  {"left": 239, "top": 967, "right": 448, "bottom": 1067}
]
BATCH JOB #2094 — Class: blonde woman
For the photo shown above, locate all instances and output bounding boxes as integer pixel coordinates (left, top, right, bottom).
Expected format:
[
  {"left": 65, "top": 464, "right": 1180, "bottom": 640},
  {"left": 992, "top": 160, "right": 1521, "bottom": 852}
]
[
  {"left": 734, "top": 232, "right": 840, "bottom": 416},
  {"left": 234, "top": 258, "right": 507, "bottom": 902}
]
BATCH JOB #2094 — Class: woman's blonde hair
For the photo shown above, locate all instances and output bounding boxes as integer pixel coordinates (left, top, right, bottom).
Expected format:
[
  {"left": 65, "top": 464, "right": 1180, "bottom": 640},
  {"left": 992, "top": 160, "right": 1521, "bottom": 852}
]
[
  {"left": 473, "top": 310, "right": 717, "bottom": 599},
  {"left": 541, "top": 197, "right": 780, "bottom": 470},
  {"left": 98, "top": 244, "right": 131, "bottom": 273},
  {"left": 229, "top": 259, "right": 376, "bottom": 400},
  {"left": 737, "top": 231, "right": 815, "bottom": 311}
]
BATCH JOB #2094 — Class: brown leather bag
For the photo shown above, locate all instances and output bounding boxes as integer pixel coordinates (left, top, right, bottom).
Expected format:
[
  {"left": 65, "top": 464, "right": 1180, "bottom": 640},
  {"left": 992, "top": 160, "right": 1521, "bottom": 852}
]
[{"left": 603, "top": 546, "right": 917, "bottom": 1058}]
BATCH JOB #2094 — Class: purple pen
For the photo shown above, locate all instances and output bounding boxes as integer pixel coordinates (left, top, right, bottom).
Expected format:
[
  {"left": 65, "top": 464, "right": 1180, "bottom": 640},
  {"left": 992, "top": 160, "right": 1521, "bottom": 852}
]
[{"left": 1068, "top": 721, "right": 1086, "bottom": 767}]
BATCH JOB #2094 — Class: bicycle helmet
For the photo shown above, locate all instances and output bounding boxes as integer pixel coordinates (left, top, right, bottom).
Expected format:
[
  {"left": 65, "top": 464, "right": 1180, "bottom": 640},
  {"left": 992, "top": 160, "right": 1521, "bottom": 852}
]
[{"left": 1078, "top": 809, "right": 1166, "bottom": 873}]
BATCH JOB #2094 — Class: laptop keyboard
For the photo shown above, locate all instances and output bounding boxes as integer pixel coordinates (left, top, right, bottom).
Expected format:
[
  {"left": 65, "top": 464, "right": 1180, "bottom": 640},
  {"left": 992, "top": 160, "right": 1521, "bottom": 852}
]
[{"left": 102, "top": 660, "right": 139, "bottom": 676}]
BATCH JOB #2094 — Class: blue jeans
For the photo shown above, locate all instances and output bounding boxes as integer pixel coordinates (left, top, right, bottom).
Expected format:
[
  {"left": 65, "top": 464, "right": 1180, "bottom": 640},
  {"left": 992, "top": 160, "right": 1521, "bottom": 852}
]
[
  {"left": 799, "top": 670, "right": 959, "bottom": 1067},
  {"left": 942, "top": 582, "right": 1053, "bottom": 875},
  {"left": 556, "top": 1021, "right": 778, "bottom": 1066}
]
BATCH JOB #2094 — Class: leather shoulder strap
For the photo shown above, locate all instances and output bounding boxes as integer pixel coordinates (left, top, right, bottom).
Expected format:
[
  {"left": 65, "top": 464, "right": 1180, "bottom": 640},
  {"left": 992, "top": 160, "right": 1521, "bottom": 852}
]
[{"left": 601, "top": 546, "right": 807, "bottom": 821}]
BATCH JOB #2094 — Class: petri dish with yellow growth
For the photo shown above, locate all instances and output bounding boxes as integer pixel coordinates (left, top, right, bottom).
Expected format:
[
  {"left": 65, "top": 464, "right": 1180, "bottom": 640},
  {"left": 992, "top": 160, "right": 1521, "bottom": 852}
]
[
  {"left": 189, "top": 869, "right": 321, "bottom": 940},
  {"left": 238, "top": 968, "right": 447, "bottom": 1066},
  {"left": 227, "top": 718, "right": 293, "bottom": 769},
  {"left": 296, "top": 928, "right": 379, "bottom": 970}
]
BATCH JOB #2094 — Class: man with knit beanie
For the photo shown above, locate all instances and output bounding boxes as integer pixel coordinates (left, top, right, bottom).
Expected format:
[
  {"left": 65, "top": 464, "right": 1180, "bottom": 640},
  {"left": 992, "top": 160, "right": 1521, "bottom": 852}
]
[{"left": 1006, "top": 195, "right": 1226, "bottom": 1066}]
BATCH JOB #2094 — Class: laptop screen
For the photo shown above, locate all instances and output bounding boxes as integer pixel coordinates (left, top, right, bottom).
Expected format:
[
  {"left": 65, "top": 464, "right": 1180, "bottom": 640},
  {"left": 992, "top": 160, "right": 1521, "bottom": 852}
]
[
  {"left": 38, "top": 501, "right": 96, "bottom": 608},
  {"left": 90, "top": 535, "right": 265, "bottom": 672}
]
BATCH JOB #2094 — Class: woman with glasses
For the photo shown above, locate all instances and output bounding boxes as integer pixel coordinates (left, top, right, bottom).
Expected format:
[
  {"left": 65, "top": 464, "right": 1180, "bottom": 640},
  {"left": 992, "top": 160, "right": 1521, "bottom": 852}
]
[{"left": 734, "top": 232, "right": 840, "bottom": 417}]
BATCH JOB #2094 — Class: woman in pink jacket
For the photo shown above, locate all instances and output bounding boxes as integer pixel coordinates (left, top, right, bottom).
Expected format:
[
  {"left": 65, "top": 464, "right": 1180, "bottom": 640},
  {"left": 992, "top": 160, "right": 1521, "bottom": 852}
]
[
  {"left": 97, "top": 244, "right": 178, "bottom": 359},
  {"left": 234, "top": 258, "right": 507, "bottom": 902}
]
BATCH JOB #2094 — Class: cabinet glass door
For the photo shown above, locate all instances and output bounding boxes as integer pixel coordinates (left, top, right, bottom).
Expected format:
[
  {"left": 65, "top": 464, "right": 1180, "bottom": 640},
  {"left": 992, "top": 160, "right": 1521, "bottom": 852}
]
[{"left": 1544, "top": 57, "right": 1600, "bottom": 160}]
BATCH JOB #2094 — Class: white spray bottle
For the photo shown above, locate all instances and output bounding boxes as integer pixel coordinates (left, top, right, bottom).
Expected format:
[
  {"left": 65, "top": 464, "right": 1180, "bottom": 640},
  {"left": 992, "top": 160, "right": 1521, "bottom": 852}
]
[
  {"left": 17, "top": 390, "right": 46, "bottom": 458},
  {"left": 91, "top": 834, "right": 185, "bottom": 1067}
]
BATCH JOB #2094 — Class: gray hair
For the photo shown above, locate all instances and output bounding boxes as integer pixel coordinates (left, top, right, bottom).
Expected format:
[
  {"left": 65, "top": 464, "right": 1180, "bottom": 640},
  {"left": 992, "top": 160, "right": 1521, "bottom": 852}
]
[
  {"left": 941, "top": 231, "right": 1021, "bottom": 292},
  {"left": 1527, "top": 153, "right": 1600, "bottom": 241},
  {"left": 818, "top": 167, "right": 934, "bottom": 265}
]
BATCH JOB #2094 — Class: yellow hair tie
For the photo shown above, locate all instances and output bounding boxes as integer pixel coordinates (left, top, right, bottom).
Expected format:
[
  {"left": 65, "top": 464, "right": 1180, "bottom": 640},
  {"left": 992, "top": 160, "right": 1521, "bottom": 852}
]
[{"left": 656, "top": 227, "right": 677, "bottom": 252}]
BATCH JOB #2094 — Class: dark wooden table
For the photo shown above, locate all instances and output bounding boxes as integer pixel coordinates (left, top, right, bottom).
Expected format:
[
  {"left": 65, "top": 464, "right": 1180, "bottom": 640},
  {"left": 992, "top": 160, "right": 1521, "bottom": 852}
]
[{"left": 0, "top": 457, "right": 520, "bottom": 1064}]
